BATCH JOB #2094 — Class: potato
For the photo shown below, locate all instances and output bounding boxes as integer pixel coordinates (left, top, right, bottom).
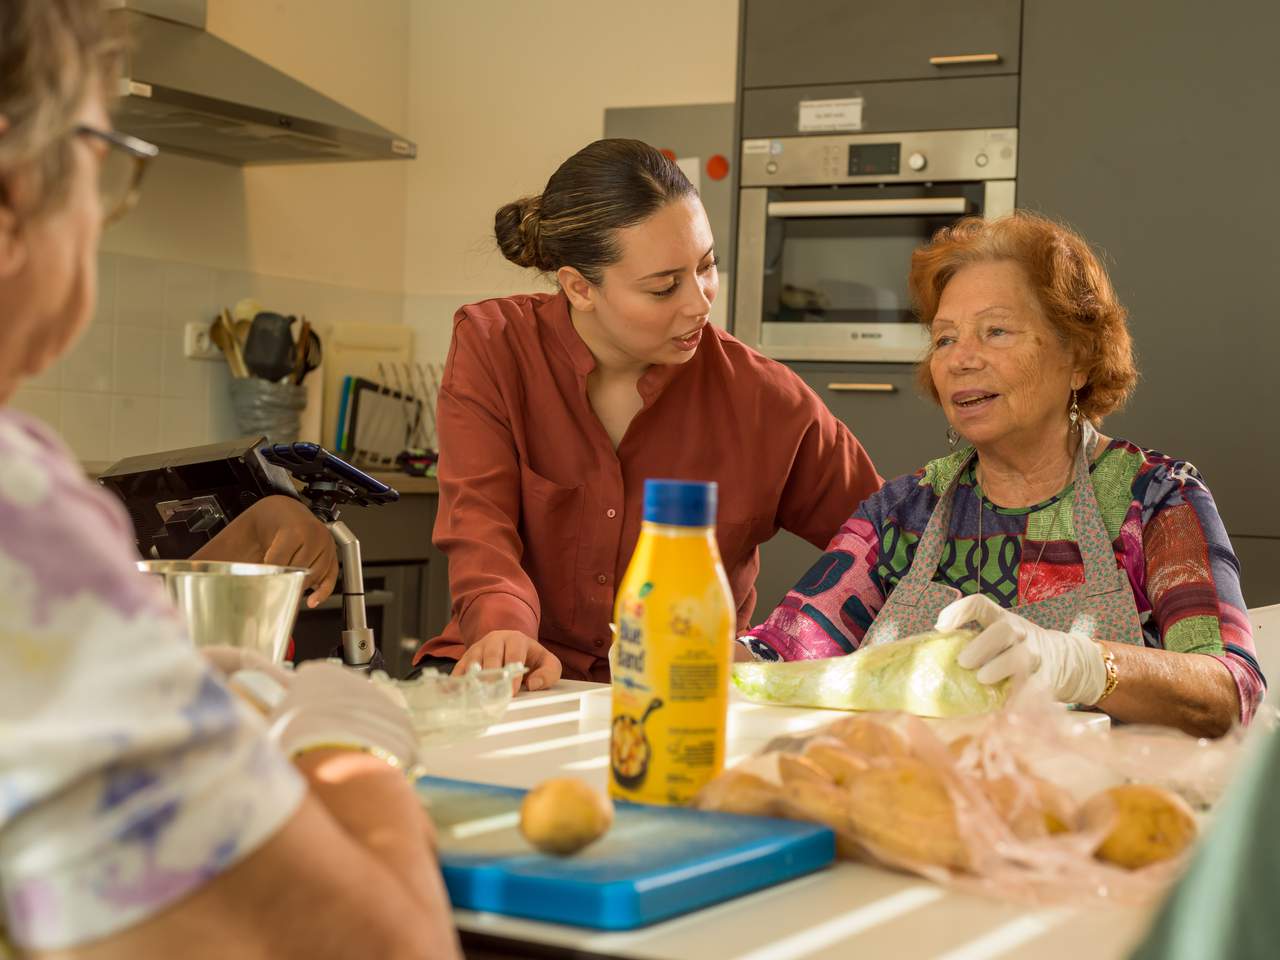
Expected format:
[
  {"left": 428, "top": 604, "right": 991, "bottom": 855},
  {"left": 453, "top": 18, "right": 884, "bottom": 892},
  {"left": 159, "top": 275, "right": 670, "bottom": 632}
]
[
  {"left": 1080, "top": 784, "right": 1197, "bottom": 870},
  {"left": 846, "top": 758, "right": 969, "bottom": 869},
  {"left": 778, "top": 753, "right": 834, "bottom": 787},
  {"left": 825, "top": 715, "right": 912, "bottom": 759},
  {"left": 519, "top": 778, "right": 614, "bottom": 855},
  {"left": 803, "top": 740, "right": 871, "bottom": 785},
  {"left": 693, "top": 769, "right": 783, "bottom": 817},
  {"left": 982, "top": 775, "right": 1074, "bottom": 839}
]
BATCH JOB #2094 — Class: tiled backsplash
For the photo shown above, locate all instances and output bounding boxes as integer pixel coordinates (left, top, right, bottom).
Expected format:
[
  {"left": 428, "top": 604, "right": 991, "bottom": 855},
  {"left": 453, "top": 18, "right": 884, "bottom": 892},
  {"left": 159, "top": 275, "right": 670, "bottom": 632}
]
[
  {"left": 403, "top": 290, "right": 504, "bottom": 372},
  {"left": 10, "top": 252, "right": 456, "bottom": 463}
]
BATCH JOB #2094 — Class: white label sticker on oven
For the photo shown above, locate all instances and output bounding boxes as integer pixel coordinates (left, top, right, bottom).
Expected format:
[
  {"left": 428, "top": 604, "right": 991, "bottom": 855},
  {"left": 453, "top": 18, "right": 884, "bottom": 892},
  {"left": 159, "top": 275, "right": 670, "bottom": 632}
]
[
  {"left": 675, "top": 156, "right": 702, "bottom": 193},
  {"left": 798, "top": 97, "right": 864, "bottom": 132},
  {"left": 743, "top": 139, "right": 771, "bottom": 155}
]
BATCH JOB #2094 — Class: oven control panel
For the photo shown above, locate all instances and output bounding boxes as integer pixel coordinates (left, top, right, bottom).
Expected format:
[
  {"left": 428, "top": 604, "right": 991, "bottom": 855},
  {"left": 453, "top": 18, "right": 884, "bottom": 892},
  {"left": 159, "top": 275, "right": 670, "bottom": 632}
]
[{"left": 741, "top": 128, "right": 1017, "bottom": 186}]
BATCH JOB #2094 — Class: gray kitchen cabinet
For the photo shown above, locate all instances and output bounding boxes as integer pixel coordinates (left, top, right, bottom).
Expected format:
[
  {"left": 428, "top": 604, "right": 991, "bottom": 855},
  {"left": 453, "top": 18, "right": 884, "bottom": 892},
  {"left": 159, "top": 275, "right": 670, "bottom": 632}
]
[
  {"left": 753, "top": 361, "right": 946, "bottom": 621},
  {"left": 789, "top": 362, "right": 949, "bottom": 482},
  {"left": 741, "top": 75, "right": 1019, "bottom": 139},
  {"left": 741, "top": 0, "right": 1021, "bottom": 89},
  {"left": 1233, "top": 537, "right": 1280, "bottom": 617},
  {"left": 1018, "top": 0, "right": 1280, "bottom": 603}
]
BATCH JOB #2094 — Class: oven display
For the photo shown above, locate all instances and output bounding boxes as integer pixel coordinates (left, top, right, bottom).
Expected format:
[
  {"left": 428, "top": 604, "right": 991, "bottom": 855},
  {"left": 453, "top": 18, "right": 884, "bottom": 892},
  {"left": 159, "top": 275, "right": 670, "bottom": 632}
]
[{"left": 847, "top": 143, "right": 901, "bottom": 176}]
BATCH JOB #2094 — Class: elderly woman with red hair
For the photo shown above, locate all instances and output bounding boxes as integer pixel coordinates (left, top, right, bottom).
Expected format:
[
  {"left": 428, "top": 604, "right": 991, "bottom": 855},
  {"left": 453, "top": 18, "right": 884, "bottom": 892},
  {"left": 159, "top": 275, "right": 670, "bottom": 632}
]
[{"left": 742, "top": 213, "right": 1261, "bottom": 738}]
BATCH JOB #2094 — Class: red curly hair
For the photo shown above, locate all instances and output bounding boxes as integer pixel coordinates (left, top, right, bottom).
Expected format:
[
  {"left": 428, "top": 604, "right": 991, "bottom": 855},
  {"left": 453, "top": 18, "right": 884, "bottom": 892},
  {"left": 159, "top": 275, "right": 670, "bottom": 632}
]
[{"left": 909, "top": 212, "right": 1138, "bottom": 423}]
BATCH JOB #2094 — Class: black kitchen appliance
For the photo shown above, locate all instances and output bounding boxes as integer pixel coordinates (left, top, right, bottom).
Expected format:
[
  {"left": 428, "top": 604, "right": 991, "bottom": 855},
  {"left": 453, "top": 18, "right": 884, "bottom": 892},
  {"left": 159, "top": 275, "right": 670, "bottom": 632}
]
[{"left": 98, "top": 438, "right": 398, "bottom": 667}]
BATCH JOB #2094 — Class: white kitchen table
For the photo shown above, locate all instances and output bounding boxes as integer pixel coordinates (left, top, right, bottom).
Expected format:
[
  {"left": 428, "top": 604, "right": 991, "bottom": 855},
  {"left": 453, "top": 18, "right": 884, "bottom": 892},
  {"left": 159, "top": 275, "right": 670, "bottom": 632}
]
[{"left": 417, "top": 683, "right": 1160, "bottom": 960}]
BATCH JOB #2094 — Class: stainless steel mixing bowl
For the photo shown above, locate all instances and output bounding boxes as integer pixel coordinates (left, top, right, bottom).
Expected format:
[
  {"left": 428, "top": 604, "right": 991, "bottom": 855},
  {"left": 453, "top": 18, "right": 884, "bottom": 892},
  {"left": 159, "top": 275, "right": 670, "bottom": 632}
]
[{"left": 137, "top": 559, "right": 307, "bottom": 662}]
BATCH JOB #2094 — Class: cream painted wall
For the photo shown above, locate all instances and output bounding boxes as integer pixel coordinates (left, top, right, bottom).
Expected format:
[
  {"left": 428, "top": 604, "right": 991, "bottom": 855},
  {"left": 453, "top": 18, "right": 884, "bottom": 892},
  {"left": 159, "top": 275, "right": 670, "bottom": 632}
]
[
  {"left": 102, "top": 0, "right": 413, "bottom": 294},
  {"left": 401, "top": 0, "right": 740, "bottom": 302}
]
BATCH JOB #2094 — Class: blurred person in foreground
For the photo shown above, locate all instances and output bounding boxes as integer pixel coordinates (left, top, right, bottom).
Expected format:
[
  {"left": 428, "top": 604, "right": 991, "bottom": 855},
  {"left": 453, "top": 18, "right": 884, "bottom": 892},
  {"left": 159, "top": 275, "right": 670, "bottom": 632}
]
[{"left": 0, "top": 2, "right": 458, "bottom": 956}]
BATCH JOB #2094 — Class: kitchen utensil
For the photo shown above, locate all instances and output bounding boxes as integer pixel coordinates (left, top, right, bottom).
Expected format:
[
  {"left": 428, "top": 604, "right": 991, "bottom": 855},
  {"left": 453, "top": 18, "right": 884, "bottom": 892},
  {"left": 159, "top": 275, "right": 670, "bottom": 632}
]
[
  {"left": 290, "top": 317, "right": 314, "bottom": 384},
  {"left": 137, "top": 559, "right": 307, "bottom": 662},
  {"left": 232, "top": 298, "right": 264, "bottom": 325},
  {"left": 210, "top": 309, "right": 249, "bottom": 378},
  {"left": 295, "top": 327, "right": 321, "bottom": 384},
  {"left": 416, "top": 776, "right": 835, "bottom": 930},
  {"left": 243, "top": 311, "right": 297, "bottom": 382}
]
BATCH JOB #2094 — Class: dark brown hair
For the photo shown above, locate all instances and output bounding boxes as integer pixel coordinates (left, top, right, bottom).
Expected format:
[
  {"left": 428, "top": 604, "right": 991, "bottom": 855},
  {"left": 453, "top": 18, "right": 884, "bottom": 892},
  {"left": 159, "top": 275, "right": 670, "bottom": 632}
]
[
  {"left": 909, "top": 212, "right": 1138, "bottom": 422},
  {"left": 495, "top": 138, "right": 696, "bottom": 284},
  {"left": 0, "top": 0, "right": 124, "bottom": 217}
]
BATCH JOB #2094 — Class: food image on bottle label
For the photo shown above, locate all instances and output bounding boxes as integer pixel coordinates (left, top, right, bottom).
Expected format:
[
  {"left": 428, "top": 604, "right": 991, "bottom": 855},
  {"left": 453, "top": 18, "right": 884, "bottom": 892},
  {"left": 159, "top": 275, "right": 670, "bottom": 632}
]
[{"left": 610, "top": 697, "right": 663, "bottom": 790}]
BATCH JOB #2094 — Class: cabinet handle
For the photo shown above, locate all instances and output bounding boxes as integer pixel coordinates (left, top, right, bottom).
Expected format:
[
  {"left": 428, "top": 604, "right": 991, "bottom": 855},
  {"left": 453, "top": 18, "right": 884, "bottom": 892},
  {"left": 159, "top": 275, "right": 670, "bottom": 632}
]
[
  {"left": 929, "top": 53, "right": 1002, "bottom": 66},
  {"left": 827, "top": 382, "right": 897, "bottom": 393},
  {"left": 305, "top": 588, "right": 395, "bottom": 612}
]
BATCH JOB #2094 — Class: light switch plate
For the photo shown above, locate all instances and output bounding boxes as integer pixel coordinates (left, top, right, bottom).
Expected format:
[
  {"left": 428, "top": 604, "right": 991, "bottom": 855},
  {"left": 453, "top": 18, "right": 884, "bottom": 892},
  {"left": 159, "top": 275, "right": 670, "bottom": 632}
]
[{"left": 183, "top": 321, "right": 221, "bottom": 361}]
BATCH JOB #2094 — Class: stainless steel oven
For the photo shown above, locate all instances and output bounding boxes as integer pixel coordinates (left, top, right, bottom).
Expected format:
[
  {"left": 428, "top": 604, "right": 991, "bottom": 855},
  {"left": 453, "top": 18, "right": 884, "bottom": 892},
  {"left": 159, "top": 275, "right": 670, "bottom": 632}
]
[{"left": 734, "top": 128, "right": 1017, "bottom": 362}]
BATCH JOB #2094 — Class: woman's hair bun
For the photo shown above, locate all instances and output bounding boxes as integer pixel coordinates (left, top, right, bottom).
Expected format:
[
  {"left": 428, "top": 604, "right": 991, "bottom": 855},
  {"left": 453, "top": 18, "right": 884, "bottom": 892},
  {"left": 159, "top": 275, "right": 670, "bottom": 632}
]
[{"left": 494, "top": 194, "right": 547, "bottom": 269}]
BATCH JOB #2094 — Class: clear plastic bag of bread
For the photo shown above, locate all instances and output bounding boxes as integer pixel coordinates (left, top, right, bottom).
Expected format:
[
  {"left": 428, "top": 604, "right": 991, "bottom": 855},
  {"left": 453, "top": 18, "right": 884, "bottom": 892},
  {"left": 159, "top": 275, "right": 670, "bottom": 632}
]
[{"left": 695, "top": 684, "right": 1269, "bottom": 906}]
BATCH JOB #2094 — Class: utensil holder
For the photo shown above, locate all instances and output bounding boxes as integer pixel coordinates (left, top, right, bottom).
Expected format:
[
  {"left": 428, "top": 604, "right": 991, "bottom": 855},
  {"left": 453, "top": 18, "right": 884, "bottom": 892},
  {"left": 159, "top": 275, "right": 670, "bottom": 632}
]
[{"left": 229, "top": 377, "right": 307, "bottom": 443}]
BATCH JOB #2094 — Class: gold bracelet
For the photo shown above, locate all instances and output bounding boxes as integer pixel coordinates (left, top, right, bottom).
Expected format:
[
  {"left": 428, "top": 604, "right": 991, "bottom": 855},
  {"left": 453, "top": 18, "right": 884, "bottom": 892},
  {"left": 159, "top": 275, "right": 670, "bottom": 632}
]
[{"left": 1094, "top": 642, "right": 1119, "bottom": 704}]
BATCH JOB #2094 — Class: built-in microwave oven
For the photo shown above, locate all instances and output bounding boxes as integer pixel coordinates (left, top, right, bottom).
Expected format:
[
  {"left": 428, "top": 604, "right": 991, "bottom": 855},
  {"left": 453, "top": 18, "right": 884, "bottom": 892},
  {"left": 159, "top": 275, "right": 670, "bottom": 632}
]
[{"left": 733, "top": 129, "right": 1017, "bottom": 362}]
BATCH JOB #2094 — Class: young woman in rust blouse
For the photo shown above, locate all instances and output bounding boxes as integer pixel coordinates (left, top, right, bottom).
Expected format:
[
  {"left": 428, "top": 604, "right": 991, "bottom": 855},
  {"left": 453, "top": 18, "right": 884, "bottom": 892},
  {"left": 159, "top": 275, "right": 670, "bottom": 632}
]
[{"left": 413, "top": 140, "right": 882, "bottom": 688}]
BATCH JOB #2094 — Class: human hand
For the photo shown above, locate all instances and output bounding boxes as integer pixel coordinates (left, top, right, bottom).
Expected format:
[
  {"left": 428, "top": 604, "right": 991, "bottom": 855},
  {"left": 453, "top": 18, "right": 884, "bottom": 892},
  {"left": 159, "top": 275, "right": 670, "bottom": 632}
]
[
  {"left": 454, "top": 630, "right": 562, "bottom": 693},
  {"left": 266, "top": 661, "right": 419, "bottom": 770},
  {"left": 936, "top": 594, "right": 1108, "bottom": 705},
  {"left": 239, "top": 495, "right": 339, "bottom": 606}
]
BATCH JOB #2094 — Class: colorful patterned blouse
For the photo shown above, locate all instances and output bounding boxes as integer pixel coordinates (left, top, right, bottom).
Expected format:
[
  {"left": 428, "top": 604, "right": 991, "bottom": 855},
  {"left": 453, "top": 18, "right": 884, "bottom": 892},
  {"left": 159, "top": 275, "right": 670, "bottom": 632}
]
[
  {"left": 0, "top": 412, "right": 305, "bottom": 952},
  {"left": 743, "top": 439, "right": 1264, "bottom": 723}
]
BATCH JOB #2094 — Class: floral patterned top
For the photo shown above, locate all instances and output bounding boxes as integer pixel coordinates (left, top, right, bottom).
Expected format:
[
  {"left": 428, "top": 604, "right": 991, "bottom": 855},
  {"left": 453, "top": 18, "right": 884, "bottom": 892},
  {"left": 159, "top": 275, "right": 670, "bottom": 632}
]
[
  {"left": 0, "top": 412, "right": 304, "bottom": 952},
  {"left": 743, "top": 439, "right": 1265, "bottom": 723}
]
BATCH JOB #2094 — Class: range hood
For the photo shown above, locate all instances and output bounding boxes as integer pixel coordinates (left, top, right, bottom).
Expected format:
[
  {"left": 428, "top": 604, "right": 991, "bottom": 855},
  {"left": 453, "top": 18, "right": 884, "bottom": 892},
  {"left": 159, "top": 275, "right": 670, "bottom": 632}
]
[{"left": 107, "top": 0, "right": 416, "bottom": 165}]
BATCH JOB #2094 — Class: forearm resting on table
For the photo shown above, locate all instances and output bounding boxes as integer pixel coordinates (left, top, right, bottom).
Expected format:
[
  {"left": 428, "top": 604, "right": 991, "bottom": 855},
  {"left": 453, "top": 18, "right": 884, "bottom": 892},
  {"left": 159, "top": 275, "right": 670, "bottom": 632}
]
[
  {"left": 293, "top": 749, "right": 449, "bottom": 915},
  {"left": 1099, "top": 643, "right": 1241, "bottom": 739},
  {"left": 33, "top": 780, "right": 459, "bottom": 960}
]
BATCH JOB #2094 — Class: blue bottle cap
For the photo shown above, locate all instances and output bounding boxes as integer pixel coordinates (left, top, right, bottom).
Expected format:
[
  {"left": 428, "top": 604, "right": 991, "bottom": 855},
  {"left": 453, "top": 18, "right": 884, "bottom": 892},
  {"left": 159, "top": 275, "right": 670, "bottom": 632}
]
[{"left": 642, "top": 479, "right": 717, "bottom": 527}]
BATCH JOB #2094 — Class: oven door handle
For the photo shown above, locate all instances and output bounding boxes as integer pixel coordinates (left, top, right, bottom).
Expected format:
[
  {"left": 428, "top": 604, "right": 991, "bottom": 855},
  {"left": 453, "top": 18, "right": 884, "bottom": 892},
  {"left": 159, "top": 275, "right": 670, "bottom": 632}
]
[
  {"left": 766, "top": 197, "right": 969, "bottom": 218},
  {"left": 827, "top": 382, "right": 899, "bottom": 394}
]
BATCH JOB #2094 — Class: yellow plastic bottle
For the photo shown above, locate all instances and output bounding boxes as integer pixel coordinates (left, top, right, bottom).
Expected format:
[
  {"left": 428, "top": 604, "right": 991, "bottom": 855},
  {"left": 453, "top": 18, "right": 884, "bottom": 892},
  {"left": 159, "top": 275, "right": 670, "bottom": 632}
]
[{"left": 609, "top": 479, "right": 734, "bottom": 806}]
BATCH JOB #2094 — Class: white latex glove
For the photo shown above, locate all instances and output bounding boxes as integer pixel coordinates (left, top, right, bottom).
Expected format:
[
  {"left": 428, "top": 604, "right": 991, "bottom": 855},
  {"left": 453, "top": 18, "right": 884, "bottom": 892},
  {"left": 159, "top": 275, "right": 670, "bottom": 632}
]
[
  {"left": 202, "top": 645, "right": 294, "bottom": 686},
  {"left": 936, "top": 594, "right": 1108, "bottom": 705},
  {"left": 222, "top": 661, "right": 419, "bottom": 771}
]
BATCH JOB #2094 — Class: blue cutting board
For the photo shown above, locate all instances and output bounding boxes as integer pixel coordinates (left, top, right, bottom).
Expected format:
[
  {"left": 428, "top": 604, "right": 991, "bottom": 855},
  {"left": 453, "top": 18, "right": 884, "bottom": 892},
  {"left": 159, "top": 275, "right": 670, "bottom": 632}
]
[{"left": 416, "top": 776, "right": 835, "bottom": 930}]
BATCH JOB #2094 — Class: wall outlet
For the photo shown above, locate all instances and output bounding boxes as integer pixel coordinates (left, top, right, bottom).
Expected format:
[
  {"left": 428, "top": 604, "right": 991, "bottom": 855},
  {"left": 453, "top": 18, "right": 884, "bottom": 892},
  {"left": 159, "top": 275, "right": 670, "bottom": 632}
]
[{"left": 184, "top": 321, "right": 222, "bottom": 360}]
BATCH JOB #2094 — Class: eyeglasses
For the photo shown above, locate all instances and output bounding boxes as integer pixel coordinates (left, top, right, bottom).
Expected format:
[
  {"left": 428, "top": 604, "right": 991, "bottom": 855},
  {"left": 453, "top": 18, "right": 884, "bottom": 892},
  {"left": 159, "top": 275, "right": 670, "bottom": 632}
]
[{"left": 74, "top": 125, "right": 159, "bottom": 224}]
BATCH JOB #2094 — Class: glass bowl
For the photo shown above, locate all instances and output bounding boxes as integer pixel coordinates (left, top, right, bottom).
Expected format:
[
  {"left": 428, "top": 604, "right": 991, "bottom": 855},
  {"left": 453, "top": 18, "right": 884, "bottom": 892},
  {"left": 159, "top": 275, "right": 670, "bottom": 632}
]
[{"left": 374, "top": 663, "right": 527, "bottom": 748}]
